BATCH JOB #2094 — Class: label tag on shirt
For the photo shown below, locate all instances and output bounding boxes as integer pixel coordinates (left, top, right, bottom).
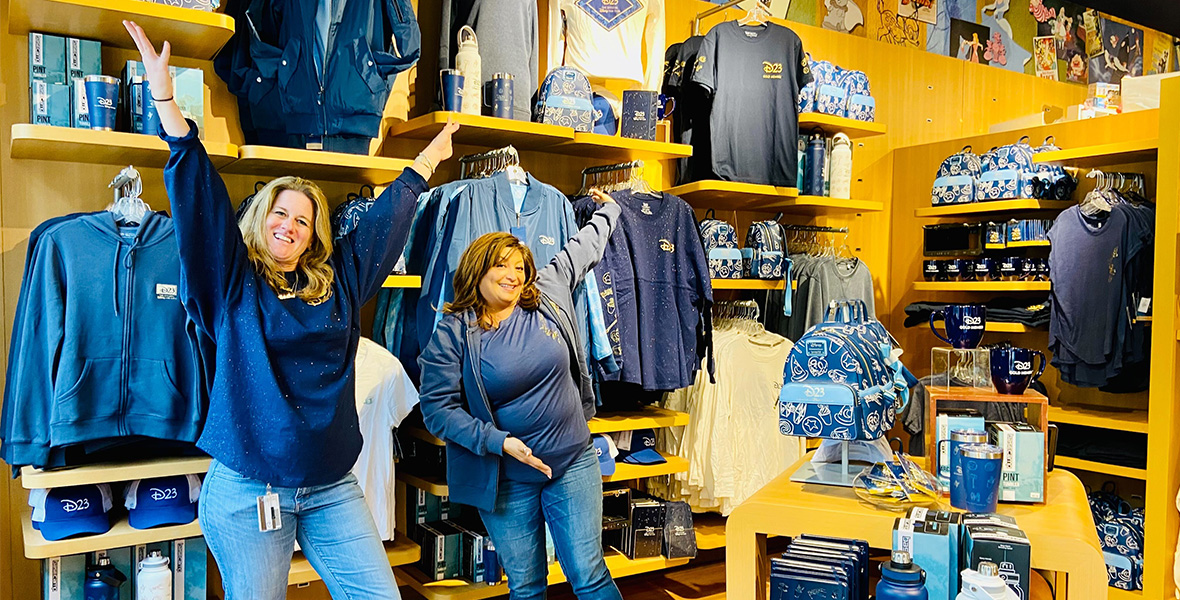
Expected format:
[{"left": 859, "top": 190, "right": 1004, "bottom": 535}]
[
  {"left": 510, "top": 226, "right": 526, "bottom": 240},
  {"left": 305, "top": 135, "right": 324, "bottom": 151},
  {"left": 1137, "top": 297, "right": 1152, "bottom": 316},
  {"left": 257, "top": 488, "right": 282, "bottom": 532}
]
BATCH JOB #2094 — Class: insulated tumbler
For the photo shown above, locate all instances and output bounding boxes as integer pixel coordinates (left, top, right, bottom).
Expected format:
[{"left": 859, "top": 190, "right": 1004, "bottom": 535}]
[
  {"left": 84, "top": 75, "right": 119, "bottom": 131},
  {"left": 141, "top": 79, "right": 160, "bottom": 136},
  {"left": 939, "top": 428, "right": 988, "bottom": 501},
  {"left": 440, "top": 69, "right": 465, "bottom": 112},
  {"left": 954, "top": 443, "right": 1004, "bottom": 512},
  {"left": 491, "top": 72, "right": 513, "bottom": 119}
]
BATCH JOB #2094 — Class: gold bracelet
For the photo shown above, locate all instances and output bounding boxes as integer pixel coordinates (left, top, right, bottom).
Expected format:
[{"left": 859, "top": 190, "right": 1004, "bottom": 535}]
[{"left": 415, "top": 152, "right": 436, "bottom": 174}]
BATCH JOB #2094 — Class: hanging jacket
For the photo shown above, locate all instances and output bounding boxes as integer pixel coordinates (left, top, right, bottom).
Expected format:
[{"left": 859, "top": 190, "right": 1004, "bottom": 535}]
[
  {"left": 233, "top": 0, "right": 421, "bottom": 140},
  {"left": 418, "top": 202, "right": 620, "bottom": 510},
  {"left": 1, "top": 212, "right": 206, "bottom": 469}
]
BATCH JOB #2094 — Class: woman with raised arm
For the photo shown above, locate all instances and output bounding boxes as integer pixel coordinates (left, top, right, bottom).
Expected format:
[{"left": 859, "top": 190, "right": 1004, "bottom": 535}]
[{"left": 123, "top": 20, "right": 457, "bottom": 599}]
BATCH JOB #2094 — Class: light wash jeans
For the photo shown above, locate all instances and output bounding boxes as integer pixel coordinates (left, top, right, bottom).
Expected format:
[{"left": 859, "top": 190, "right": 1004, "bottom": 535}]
[
  {"left": 478, "top": 445, "right": 622, "bottom": 600},
  {"left": 199, "top": 459, "right": 399, "bottom": 600}
]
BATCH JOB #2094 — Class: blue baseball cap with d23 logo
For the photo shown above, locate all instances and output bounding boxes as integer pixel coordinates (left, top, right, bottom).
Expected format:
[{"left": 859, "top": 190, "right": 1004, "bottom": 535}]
[
  {"left": 28, "top": 483, "right": 114, "bottom": 541},
  {"left": 124, "top": 474, "right": 202, "bottom": 530}
]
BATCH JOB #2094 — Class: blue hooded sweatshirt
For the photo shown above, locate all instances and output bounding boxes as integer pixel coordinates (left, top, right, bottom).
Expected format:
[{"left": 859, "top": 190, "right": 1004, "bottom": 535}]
[{"left": 1, "top": 211, "right": 206, "bottom": 469}]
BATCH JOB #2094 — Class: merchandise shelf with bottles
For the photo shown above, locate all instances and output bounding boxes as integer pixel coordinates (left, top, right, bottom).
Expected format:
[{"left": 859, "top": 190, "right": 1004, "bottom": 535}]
[
  {"left": 7, "top": 0, "right": 235, "bottom": 59},
  {"left": 395, "top": 549, "right": 691, "bottom": 600},
  {"left": 10, "top": 124, "right": 239, "bottom": 168},
  {"left": 668, "top": 180, "right": 882, "bottom": 214},
  {"left": 796, "top": 113, "right": 887, "bottom": 139},
  {"left": 913, "top": 199, "right": 1074, "bottom": 218}
]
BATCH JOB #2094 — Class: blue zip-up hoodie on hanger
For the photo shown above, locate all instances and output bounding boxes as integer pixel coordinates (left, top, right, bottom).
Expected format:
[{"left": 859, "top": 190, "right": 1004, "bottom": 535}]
[{"left": 0, "top": 212, "right": 206, "bottom": 469}]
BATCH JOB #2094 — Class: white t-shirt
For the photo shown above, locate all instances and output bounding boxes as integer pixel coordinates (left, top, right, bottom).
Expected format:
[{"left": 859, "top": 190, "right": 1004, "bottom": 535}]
[
  {"left": 352, "top": 337, "right": 419, "bottom": 540},
  {"left": 548, "top": 0, "right": 665, "bottom": 91}
]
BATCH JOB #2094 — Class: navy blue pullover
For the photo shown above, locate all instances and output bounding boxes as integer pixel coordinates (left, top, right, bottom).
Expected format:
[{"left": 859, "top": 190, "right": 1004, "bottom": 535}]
[{"left": 162, "top": 121, "right": 426, "bottom": 486}]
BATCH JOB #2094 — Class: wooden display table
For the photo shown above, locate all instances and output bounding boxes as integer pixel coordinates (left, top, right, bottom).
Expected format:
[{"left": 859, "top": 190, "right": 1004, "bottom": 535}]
[{"left": 725, "top": 453, "right": 1105, "bottom": 600}]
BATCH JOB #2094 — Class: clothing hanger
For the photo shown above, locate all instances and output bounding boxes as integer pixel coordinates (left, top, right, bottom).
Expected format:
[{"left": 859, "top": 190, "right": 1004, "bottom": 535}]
[
  {"left": 1080, "top": 170, "right": 1113, "bottom": 217},
  {"left": 459, "top": 146, "right": 526, "bottom": 184},
  {"left": 106, "top": 165, "right": 150, "bottom": 226},
  {"left": 737, "top": 0, "right": 772, "bottom": 27}
]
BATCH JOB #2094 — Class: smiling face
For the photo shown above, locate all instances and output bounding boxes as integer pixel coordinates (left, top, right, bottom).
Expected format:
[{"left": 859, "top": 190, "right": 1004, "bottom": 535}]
[
  {"left": 478, "top": 248, "right": 525, "bottom": 314},
  {"left": 265, "top": 189, "right": 314, "bottom": 271}
]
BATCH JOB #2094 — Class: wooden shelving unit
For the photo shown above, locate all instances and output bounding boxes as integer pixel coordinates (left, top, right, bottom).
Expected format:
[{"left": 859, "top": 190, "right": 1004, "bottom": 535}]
[
  {"left": 556, "top": 133, "right": 693, "bottom": 162},
  {"left": 693, "top": 513, "right": 726, "bottom": 551},
  {"left": 396, "top": 548, "right": 691, "bottom": 600},
  {"left": 1032, "top": 139, "right": 1159, "bottom": 169},
  {"left": 797, "top": 113, "right": 887, "bottom": 139},
  {"left": 383, "top": 275, "right": 423, "bottom": 288},
  {"left": 20, "top": 456, "right": 210, "bottom": 489},
  {"left": 913, "top": 280, "right": 1050, "bottom": 292},
  {"left": 1048, "top": 405, "right": 1149, "bottom": 435},
  {"left": 398, "top": 453, "right": 689, "bottom": 494},
  {"left": 222, "top": 145, "right": 412, "bottom": 185},
  {"left": 1055, "top": 455, "right": 1147, "bottom": 480},
  {"left": 587, "top": 406, "right": 690, "bottom": 435},
  {"left": 398, "top": 470, "right": 449, "bottom": 497},
  {"left": 7, "top": 0, "right": 235, "bottom": 59},
  {"left": 10, "top": 124, "right": 239, "bottom": 168},
  {"left": 21, "top": 508, "right": 201, "bottom": 560},
  {"left": 985, "top": 240, "right": 1051, "bottom": 250},
  {"left": 388, "top": 112, "right": 575, "bottom": 149},
  {"left": 933, "top": 321, "right": 1041, "bottom": 334},
  {"left": 667, "top": 181, "right": 882, "bottom": 214},
  {"left": 1108, "top": 588, "right": 1144, "bottom": 600},
  {"left": 290, "top": 537, "right": 420, "bottom": 586},
  {"left": 914, "top": 199, "right": 1074, "bottom": 218},
  {"left": 712, "top": 279, "right": 786, "bottom": 290}
]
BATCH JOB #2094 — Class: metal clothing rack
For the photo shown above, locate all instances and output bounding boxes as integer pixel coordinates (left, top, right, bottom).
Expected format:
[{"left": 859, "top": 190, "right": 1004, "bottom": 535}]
[
  {"left": 783, "top": 224, "right": 849, "bottom": 233},
  {"left": 577, "top": 160, "right": 654, "bottom": 196},
  {"left": 693, "top": 0, "right": 772, "bottom": 35},
  {"left": 459, "top": 145, "right": 521, "bottom": 179}
]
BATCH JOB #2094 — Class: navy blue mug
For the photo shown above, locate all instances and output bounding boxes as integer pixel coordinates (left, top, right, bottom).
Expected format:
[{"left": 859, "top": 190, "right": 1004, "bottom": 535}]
[
  {"left": 142, "top": 79, "right": 160, "bottom": 136},
  {"left": 923, "top": 260, "right": 940, "bottom": 281},
  {"left": 954, "top": 443, "right": 1004, "bottom": 512},
  {"left": 1019, "top": 257, "right": 1038, "bottom": 280},
  {"left": 937, "top": 428, "right": 987, "bottom": 492},
  {"left": 990, "top": 346, "right": 1046, "bottom": 395},
  {"left": 440, "top": 69, "right": 464, "bottom": 112},
  {"left": 974, "top": 257, "right": 997, "bottom": 281},
  {"left": 930, "top": 304, "right": 987, "bottom": 349},
  {"left": 999, "top": 256, "right": 1022, "bottom": 280},
  {"left": 658, "top": 93, "right": 676, "bottom": 119},
  {"left": 490, "top": 72, "right": 513, "bottom": 119},
  {"left": 943, "top": 258, "right": 964, "bottom": 280}
]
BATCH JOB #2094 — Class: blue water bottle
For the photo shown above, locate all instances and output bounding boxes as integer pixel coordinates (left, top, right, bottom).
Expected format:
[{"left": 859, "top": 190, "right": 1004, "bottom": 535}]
[
  {"left": 877, "top": 551, "right": 928, "bottom": 600},
  {"left": 804, "top": 133, "right": 826, "bottom": 196},
  {"left": 84, "top": 556, "right": 126, "bottom": 600}
]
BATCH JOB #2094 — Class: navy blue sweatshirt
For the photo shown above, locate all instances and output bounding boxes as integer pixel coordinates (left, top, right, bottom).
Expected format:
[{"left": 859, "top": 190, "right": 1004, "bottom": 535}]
[{"left": 162, "top": 121, "right": 426, "bottom": 486}]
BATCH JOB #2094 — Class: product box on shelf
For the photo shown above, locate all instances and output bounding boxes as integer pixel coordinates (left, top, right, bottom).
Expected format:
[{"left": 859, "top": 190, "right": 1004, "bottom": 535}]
[
  {"left": 620, "top": 90, "right": 658, "bottom": 141},
  {"left": 29, "top": 33, "right": 67, "bottom": 86},
  {"left": 406, "top": 485, "right": 451, "bottom": 543},
  {"left": 66, "top": 38, "right": 101, "bottom": 83},
  {"left": 662, "top": 501, "right": 697, "bottom": 560},
  {"left": 71, "top": 79, "right": 90, "bottom": 129},
  {"left": 934, "top": 411, "right": 985, "bottom": 485},
  {"left": 1088, "top": 82, "right": 1121, "bottom": 110},
  {"left": 31, "top": 80, "right": 71, "bottom": 127},
  {"left": 893, "top": 517, "right": 953, "bottom": 600},
  {"left": 42, "top": 554, "right": 85, "bottom": 600},
  {"left": 988, "top": 422, "right": 1045, "bottom": 503},
  {"left": 602, "top": 484, "right": 631, "bottom": 553},
  {"left": 448, "top": 521, "right": 486, "bottom": 583},
  {"left": 906, "top": 508, "right": 961, "bottom": 591},
  {"left": 171, "top": 537, "right": 207, "bottom": 600},
  {"left": 419, "top": 521, "right": 463, "bottom": 581},
  {"left": 963, "top": 522, "right": 1030, "bottom": 599},
  {"left": 123, "top": 61, "right": 205, "bottom": 136}
]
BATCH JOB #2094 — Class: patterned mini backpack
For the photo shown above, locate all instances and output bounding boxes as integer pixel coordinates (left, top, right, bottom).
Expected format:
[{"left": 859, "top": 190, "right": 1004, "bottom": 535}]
[
  {"left": 930, "top": 146, "right": 982, "bottom": 206},
  {"left": 840, "top": 69, "right": 875, "bottom": 122},
  {"left": 798, "top": 56, "right": 838, "bottom": 113},
  {"left": 742, "top": 219, "right": 787, "bottom": 280},
  {"left": 1029, "top": 136, "right": 1077, "bottom": 200},
  {"left": 698, "top": 210, "right": 742, "bottom": 279},
  {"left": 975, "top": 136, "right": 1037, "bottom": 201},
  {"left": 534, "top": 67, "right": 593, "bottom": 132}
]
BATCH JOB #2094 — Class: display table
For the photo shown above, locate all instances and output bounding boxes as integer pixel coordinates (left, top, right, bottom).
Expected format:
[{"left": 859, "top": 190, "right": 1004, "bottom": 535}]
[{"left": 726, "top": 453, "right": 1105, "bottom": 600}]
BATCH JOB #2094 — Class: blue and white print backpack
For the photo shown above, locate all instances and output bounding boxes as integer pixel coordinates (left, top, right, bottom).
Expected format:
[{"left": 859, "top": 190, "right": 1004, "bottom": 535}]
[
  {"left": 975, "top": 136, "right": 1037, "bottom": 201},
  {"left": 698, "top": 210, "right": 742, "bottom": 279},
  {"left": 778, "top": 300, "right": 913, "bottom": 441},
  {"left": 742, "top": 219, "right": 787, "bottom": 280},
  {"left": 1088, "top": 484, "right": 1145, "bottom": 591},
  {"left": 534, "top": 67, "right": 593, "bottom": 132},
  {"left": 839, "top": 69, "right": 875, "bottom": 122},
  {"left": 1029, "top": 136, "right": 1077, "bottom": 200},
  {"left": 331, "top": 185, "right": 376, "bottom": 239},
  {"left": 799, "top": 56, "right": 839, "bottom": 113},
  {"left": 930, "top": 146, "right": 982, "bottom": 206}
]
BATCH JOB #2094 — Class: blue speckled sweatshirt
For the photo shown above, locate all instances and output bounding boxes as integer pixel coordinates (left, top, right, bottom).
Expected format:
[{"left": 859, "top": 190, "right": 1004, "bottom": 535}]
[{"left": 162, "top": 120, "right": 426, "bottom": 487}]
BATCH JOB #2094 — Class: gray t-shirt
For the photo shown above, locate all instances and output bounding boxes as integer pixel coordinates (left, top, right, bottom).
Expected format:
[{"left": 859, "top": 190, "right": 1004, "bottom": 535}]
[
  {"left": 690, "top": 21, "right": 812, "bottom": 186},
  {"left": 800, "top": 258, "right": 875, "bottom": 336},
  {"left": 439, "top": 0, "right": 539, "bottom": 121}
]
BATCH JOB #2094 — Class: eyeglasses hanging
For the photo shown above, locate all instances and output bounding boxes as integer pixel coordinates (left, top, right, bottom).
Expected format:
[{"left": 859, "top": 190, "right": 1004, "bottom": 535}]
[
  {"left": 577, "top": 160, "right": 656, "bottom": 196},
  {"left": 459, "top": 145, "right": 527, "bottom": 185},
  {"left": 106, "top": 165, "right": 150, "bottom": 226}
]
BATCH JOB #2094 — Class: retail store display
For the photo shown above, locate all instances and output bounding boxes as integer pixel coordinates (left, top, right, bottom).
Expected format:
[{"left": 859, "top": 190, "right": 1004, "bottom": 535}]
[
  {"left": 620, "top": 90, "right": 659, "bottom": 140},
  {"left": 438, "top": 0, "right": 539, "bottom": 121},
  {"left": 952, "top": 443, "right": 1003, "bottom": 512},
  {"left": 123, "top": 475, "right": 201, "bottom": 530},
  {"left": 987, "top": 423, "right": 1044, "bottom": 503},
  {"left": 534, "top": 66, "right": 594, "bottom": 130},
  {"left": 548, "top": 0, "right": 665, "bottom": 91},
  {"left": 1088, "top": 485, "right": 1145, "bottom": 590},
  {"left": 440, "top": 69, "right": 465, "bottom": 111},
  {"left": 83, "top": 556, "right": 126, "bottom": 600},
  {"left": 1027, "top": 137, "right": 1077, "bottom": 201},
  {"left": 122, "top": 61, "right": 204, "bottom": 137},
  {"left": 851, "top": 453, "right": 941, "bottom": 509},
  {"left": 938, "top": 426, "right": 987, "bottom": 490},
  {"left": 929, "top": 305, "right": 986, "bottom": 349},
  {"left": 661, "top": 34, "right": 709, "bottom": 184},
  {"left": 743, "top": 219, "right": 789, "bottom": 281},
  {"left": 28, "top": 484, "right": 114, "bottom": 541},
  {"left": 798, "top": 58, "right": 875, "bottom": 122},
  {"left": 698, "top": 210, "right": 742, "bottom": 279},
  {"left": 454, "top": 26, "right": 482, "bottom": 116},
  {"left": 961, "top": 515, "right": 1029, "bottom": 599},
  {"left": 988, "top": 346, "right": 1045, "bottom": 395},
  {"left": 770, "top": 534, "right": 868, "bottom": 600},
  {"left": 784, "top": 229, "right": 875, "bottom": 340}
]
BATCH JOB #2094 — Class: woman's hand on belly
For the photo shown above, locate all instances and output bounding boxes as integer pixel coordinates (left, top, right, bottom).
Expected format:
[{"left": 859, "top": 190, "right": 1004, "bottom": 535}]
[{"left": 503, "top": 436, "right": 553, "bottom": 479}]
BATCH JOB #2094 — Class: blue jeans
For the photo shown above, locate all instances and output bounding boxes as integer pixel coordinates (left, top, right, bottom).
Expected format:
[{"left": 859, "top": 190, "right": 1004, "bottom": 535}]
[
  {"left": 479, "top": 445, "right": 622, "bottom": 600},
  {"left": 198, "top": 460, "right": 399, "bottom": 600}
]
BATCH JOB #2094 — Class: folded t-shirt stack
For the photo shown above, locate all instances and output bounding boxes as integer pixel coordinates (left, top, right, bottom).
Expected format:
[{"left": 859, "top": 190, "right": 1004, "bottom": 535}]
[{"left": 903, "top": 297, "right": 1050, "bottom": 329}]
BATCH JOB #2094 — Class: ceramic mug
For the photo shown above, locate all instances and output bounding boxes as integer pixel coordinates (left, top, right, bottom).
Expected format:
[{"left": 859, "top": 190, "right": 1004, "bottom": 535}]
[
  {"left": 930, "top": 304, "right": 987, "bottom": 349},
  {"left": 923, "top": 260, "right": 941, "bottom": 281},
  {"left": 943, "top": 258, "right": 965, "bottom": 281},
  {"left": 990, "top": 346, "right": 1046, "bottom": 395},
  {"left": 974, "top": 257, "right": 997, "bottom": 281},
  {"left": 999, "top": 256, "right": 1023, "bottom": 280}
]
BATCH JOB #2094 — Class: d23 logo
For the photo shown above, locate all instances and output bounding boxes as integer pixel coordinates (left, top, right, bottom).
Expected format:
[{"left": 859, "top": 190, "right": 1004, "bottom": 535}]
[
  {"left": 761, "top": 61, "right": 783, "bottom": 80},
  {"left": 963, "top": 315, "right": 983, "bottom": 329},
  {"left": 1013, "top": 360, "right": 1033, "bottom": 375},
  {"left": 60, "top": 498, "right": 90, "bottom": 512},
  {"left": 95, "top": 96, "right": 116, "bottom": 109},
  {"left": 150, "top": 487, "right": 178, "bottom": 501}
]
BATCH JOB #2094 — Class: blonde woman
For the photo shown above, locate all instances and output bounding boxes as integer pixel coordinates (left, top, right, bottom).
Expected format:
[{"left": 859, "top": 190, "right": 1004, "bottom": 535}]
[{"left": 124, "top": 21, "right": 457, "bottom": 599}]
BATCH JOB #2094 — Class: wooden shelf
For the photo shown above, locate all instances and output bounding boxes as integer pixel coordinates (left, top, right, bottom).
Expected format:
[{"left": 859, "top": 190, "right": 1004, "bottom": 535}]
[
  {"left": 11, "top": 124, "right": 238, "bottom": 168},
  {"left": 8, "top": 0, "right": 235, "bottom": 59},
  {"left": 1108, "top": 587, "right": 1144, "bottom": 599},
  {"left": 1032, "top": 139, "right": 1159, "bottom": 169},
  {"left": 797, "top": 113, "right": 887, "bottom": 139},
  {"left": 396, "top": 548, "right": 690, "bottom": 600},
  {"left": 1048, "top": 405, "right": 1149, "bottom": 435},
  {"left": 928, "top": 386, "right": 1047, "bottom": 403},
  {"left": 587, "top": 406, "right": 690, "bottom": 435},
  {"left": 914, "top": 199, "right": 1074, "bottom": 218},
  {"left": 1055, "top": 455, "right": 1147, "bottom": 480},
  {"left": 22, "top": 508, "right": 201, "bottom": 559},
  {"left": 20, "top": 456, "right": 210, "bottom": 489},
  {"left": 382, "top": 275, "right": 422, "bottom": 288},
  {"left": 398, "top": 470, "right": 449, "bottom": 496},
  {"left": 290, "top": 537, "right": 419, "bottom": 586},
  {"left": 934, "top": 321, "right": 1041, "bottom": 334},
  {"left": 555, "top": 133, "right": 693, "bottom": 161},
  {"left": 984, "top": 240, "right": 1051, "bottom": 249},
  {"left": 712, "top": 279, "right": 786, "bottom": 290},
  {"left": 403, "top": 425, "right": 445, "bottom": 447},
  {"left": 693, "top": 513, "right": 726, "bottom": 551},
  {"left": 222, "top": 145, "right": 412, "bottom": 185},
  {"left": 606, "top": 453, "right": 688, "bottom": 482},
  {"left": 913, "top": 280, "right": 1050, "bottom": 292},
  {"left": 668, "top": 180, "right": 882, "bottom": 214},
  {"left": 388, "top": 112, "right": 574, "bottom": 149}
]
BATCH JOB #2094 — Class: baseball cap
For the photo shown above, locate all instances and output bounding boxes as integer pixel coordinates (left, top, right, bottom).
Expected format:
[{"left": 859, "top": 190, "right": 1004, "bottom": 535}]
[
  {"left": 28, "top": 484, "right": 114, "bottom": 541},
  {"left": 124, "top": 474, "right": 202, "bottom": 530},
  {"left": 612, "top": 429, "right": 666, "bottom": 465},
  {"left": 592, "top": 93, "right": 618, "bottom": 136},
  {"left": 593, "top": 435, "right": 618, "bottom": 476}
]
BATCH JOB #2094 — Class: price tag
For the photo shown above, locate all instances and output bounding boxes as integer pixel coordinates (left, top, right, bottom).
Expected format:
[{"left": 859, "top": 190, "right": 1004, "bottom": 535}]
[{"left": 257, "top": 486, "right": 282, "bottom": 532}]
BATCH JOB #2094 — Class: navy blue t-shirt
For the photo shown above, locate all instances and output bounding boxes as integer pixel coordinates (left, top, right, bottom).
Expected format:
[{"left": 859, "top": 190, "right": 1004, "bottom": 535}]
[{"left": 480, "top": 307, "right": 590, "bottom": 482}]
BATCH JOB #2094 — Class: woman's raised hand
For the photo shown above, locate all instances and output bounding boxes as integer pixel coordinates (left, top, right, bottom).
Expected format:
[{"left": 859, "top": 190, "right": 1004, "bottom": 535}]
[{"left": 122, "top": 20, "right": 173, "bottom": 101}]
